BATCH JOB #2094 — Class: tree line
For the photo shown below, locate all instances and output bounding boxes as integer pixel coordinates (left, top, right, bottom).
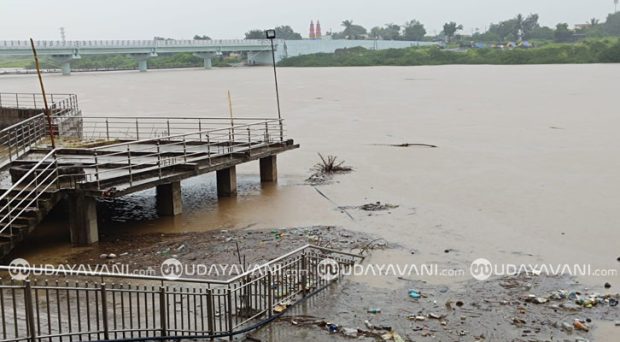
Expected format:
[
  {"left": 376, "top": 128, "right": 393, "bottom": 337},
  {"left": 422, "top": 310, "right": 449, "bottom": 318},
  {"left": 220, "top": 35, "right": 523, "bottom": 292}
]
[{"left": 226, "top": 11, "right": 620, "bottom": 43}]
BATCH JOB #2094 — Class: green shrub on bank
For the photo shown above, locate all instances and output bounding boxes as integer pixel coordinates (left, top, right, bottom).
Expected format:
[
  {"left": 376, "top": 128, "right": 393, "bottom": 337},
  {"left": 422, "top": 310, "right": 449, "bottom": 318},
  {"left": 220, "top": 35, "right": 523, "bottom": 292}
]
[
  {"left": 20, "top": 52, "right": 241, "bottom": 71},
  {"left": 279, "top": 39, "right": 620, "bottom": 67}
]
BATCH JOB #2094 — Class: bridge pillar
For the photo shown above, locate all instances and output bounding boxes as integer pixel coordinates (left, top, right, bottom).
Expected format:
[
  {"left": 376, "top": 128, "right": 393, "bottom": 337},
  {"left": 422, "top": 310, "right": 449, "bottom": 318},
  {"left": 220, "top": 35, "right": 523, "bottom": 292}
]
[
  {"left": 260, "top": 155, "right": 277, "bottom": 182},
  {"left": 156, "top": 181, "right": 183, "bottom": 216},
  {"left": 68, "top": 193, "right": 99, "bottom": 245},
  {"left": 192, "top": 53, "right": 216, "bottom": 69},
  {"left": 216, "top": 166, "right": 237, "bottom": 197},
  {"left": 131, "top": 53, "right": 157, "bottom": 72},
  {"left": 52, "top": 55, "right": 80, "bottom": 76}
]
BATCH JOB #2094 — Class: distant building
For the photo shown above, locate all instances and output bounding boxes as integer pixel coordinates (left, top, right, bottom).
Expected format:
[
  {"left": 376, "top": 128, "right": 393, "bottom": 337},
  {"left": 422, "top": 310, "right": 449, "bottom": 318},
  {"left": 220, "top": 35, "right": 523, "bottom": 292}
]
[
  {"left": 574, "top": 23, "right": 592, "bottom": 31},
  {"left": 309, "top": 21, "right": 315, "bottom": 39},
  {"left": 315, "top": 20, "right": 322, "bottom": 39}
]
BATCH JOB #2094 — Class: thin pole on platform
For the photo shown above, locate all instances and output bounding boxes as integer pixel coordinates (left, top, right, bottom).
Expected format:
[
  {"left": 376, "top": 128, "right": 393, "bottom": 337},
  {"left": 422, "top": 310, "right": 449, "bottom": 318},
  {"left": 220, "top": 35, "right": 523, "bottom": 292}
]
[
  {"left": 29, "top": 38, "right": 56, "bottom": 148},
  {"left": 227, "top": 90, "right": 235, "bottom": 126},
  {"left": 227, "top": 90, "right": 235, "bottom": 140}
]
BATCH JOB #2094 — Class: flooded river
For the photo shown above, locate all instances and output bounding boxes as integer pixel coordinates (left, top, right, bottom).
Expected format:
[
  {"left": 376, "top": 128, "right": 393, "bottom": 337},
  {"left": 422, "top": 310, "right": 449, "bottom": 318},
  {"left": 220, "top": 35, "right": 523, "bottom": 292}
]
[{"left": 1, "top": 64, "right": 619, "bottom": 290}]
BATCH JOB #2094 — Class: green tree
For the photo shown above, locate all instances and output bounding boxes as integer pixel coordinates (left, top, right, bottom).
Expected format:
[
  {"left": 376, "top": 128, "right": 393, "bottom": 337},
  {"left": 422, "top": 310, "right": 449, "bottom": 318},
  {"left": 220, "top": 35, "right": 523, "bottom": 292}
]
[
  {"left": 339, "top": 20, "right": 368, "bottom": 39},
  {"left": 443, "top": 22, "right": 463, "bottom": 42},
  {"left": 383, "top": 24, "right": 402, "bottom": 40},
  {"left": 193, "top": 35, "right": 211, "bottom": 40},
  {"left": 521, "top": 14, "right": 540, "bottom": 39},
  {"left": 554, "top": 23, "right": 574, "bottom": 42},
  {"left": 245, "top": 30, "right": 264, "bottom": 39},
  {"left": 403, "top": 20, "right": 426, "bottom": 40},
  {"left": 369, "top": 26, "right": 384, "bottom": 39},
  {"left": 274, "top": 25, "right": 302, "bottom": 40},
  {"left": 603, "top": 12, "right": 620, "bottom": 35}
]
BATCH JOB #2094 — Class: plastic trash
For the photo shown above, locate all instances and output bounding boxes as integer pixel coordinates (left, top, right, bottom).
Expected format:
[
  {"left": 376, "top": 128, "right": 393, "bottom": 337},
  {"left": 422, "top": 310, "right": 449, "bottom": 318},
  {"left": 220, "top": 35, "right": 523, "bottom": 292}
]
[
  {"left": 573, "top": 319, "right": 589, "bottom": 332},
  {"left": 341, "top": 328, "right": 357, "bottom": 337},
  {"left": 408, "top": 289, "right": 421, "bottom": 299},
  {"left": 367, "top": 308, "right": 382, "bottom": 314},
  {"left": 326, "top": 323, "right": 338, "bottom": 333}
]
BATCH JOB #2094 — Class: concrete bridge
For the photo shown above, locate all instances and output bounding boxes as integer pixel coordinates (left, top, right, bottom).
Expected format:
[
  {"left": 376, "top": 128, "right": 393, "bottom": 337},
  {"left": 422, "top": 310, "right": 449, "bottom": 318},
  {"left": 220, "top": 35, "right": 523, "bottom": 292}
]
[
  {"left": 0, "top": 40, "right": 277, "bottom": 75},
  {"left": 0, "top": 38, "right": 435, "bottom": 75},
  {"left": 0, "top": 92, "right": 298, "bottom": 256}
]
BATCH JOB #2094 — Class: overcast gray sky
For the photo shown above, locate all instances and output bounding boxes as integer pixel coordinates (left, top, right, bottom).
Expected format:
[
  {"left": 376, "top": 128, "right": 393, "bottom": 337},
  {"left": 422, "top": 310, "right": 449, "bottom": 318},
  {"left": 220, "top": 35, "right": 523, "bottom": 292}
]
[{"left": 0, "top": 0, "right": 616, "bottom": 40}]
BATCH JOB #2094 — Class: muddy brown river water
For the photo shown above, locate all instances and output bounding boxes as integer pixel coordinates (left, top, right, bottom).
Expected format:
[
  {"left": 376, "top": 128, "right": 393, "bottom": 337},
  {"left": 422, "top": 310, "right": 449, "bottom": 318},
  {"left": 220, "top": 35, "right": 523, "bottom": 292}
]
[{"left": 1, "top": 65, "right": 619, "bottom": 340}]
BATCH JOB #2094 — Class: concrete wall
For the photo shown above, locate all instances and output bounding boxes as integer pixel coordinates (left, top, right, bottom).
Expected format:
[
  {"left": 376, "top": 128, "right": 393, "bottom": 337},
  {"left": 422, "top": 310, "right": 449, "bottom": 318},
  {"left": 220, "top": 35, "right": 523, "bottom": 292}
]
[
  {"left": 0, "top": 107, "right": 42, "bottom": 129},
  {"left": 277, "top": 39, "right": 436, "bottom": 61}
]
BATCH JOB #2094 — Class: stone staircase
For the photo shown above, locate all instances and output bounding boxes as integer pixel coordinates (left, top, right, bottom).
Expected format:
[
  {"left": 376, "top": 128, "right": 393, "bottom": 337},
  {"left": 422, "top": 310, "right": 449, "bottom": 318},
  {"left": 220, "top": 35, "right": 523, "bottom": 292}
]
[{"left": 0, "top": 186, "right": 62, "bottom": 258}]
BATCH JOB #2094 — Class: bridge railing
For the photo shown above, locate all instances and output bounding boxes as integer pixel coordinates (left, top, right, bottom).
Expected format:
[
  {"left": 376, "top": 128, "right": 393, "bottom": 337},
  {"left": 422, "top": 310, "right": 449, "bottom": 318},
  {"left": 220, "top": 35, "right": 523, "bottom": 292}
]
[
  {"left": 0, "top": 39, "right": 273, "bottom": 50},
  {"left": 0, "top": 245, "right": 362, "bottom": 341}
]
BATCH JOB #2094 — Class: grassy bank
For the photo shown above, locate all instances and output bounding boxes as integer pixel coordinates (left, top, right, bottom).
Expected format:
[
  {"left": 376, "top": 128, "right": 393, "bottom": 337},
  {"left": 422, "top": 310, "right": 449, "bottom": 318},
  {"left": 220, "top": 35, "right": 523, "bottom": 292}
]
[
  {"left": 279, "top": 39, "right": 620, "bottom": 67},
  {"left": 0, "top": 52, "right": 241, "bottom": 70}
]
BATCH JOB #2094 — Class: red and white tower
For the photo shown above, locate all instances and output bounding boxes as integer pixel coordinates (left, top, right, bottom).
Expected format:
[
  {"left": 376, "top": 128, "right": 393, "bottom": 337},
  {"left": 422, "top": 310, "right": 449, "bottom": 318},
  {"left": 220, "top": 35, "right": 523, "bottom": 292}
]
[
  {"left": 309, "top": 20, "right": 316, "bottom": 39},
  {"left": 315, "top": 20, "right": 322, "bottom": 39}
]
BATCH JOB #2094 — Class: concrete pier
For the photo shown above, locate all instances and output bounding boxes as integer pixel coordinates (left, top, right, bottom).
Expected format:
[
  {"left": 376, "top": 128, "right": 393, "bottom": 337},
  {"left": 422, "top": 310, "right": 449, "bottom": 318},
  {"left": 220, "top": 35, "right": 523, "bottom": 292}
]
[
  {"left": 68, "top": 193, "right": 99, "bottom": 245},
  {"left": 156, "top": 181, "right": 183, "bottom": 216},
  {"left": 259, "top": 155, "right": 277, "bottom": 182},
  {"left": 216, "top": 166, "right": 237, "bottom": 197},
  {"left": 193, "top": 52, "right": 215, "bottom": 69},
  {"left": 131, "top": 53, "right": 156, "bottom": 72},
  {"left": 52, "top": 55, "right": 78, "bottom": 76}
]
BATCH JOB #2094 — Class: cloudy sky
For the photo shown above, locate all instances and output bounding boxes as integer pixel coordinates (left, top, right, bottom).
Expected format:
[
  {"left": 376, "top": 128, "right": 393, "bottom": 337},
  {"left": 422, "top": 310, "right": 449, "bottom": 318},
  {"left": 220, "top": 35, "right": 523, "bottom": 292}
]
[{"left": 0, "top": 0, "right": 616, "bottom": 40}]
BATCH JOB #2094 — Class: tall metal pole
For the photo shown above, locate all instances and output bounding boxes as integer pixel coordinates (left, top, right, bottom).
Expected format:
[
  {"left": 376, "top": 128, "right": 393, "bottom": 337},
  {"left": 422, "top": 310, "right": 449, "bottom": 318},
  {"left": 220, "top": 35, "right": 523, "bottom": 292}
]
[
  {"left": 29, "top": 38, "right": 56, "bottom": 148},
  {"left": 269, "top": 38, "right": 281, "bottom": 121}
]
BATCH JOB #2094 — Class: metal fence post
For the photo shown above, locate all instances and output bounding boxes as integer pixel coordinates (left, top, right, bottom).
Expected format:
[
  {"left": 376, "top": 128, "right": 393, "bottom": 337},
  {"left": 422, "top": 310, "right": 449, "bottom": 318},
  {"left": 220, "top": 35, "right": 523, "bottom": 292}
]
[
  {"left": 127, "top": 145, "right": 133, "bottom": 186},
  {"left": 135, "top": 119, "right": 140, "bottom": 140},
  {"left": 157, "top": 141, "right": 162, "bottom": 179},
  {"left": 159, "top": 286, "right": 167, "bottom": 337},
  {"left": 301, "top": 251, "right": 307, "bottom": 297},
  {"left": 105, "top": 118, "right": 110, "bottom": 140},
  {"left": 94, "top": 151, "right": 100, "bottom": 189},
  {"left": 206, "top": 288, "right": 214, "bottom": 339},
  {"left": 101, "top": 283, "right": 110, "bottom": 340},
  {"left": 182, "top": 137, "right": 187, "bottom": 163},
  {"left": 267, "top": 271, "right": 273, "bottom": 318},
  {"left": 24, "top": 281, "right": 37, "bottom": 342},
  {"left": 279, "top": 119, "right": 283, "bottom": 142},
  {"left": 227, "top": 286, "right": 233, "bottom": 340}
]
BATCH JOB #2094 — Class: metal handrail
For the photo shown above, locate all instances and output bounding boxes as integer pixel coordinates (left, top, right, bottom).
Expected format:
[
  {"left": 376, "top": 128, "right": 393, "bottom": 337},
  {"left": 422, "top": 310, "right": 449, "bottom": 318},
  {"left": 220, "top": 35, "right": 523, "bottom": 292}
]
[
  {"left": 0, "top": 245, "right": 363, "bottom": 341},
  {"left": 0, "top": 150, "right": 58, "bottom": 236},
  {"left": 0, "top": 245, "right": 361, "bottom": 285},
  {"left": 90, "top": 119, "right": 280, "bottom": 150}
]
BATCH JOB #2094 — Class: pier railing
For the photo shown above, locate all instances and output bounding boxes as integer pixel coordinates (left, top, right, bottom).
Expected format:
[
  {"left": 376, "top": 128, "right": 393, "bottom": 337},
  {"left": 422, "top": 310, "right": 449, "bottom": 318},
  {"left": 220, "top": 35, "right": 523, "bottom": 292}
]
[
  {"left": 0, "top": 115, "right": 48, "bottom": 166},
  {"left": 0, "top": 245, "right": 362, "bottom": 341},
  {"left": 0, "top": 93, "right": 79, "bottom": 116},
  {"left": 56, "top": 116, "right": 281, "bottom": 142},
  {"left": 0, "top": 93, "right": 82, "bottom": 166},
  {"left": 65, "top": 118, "right": 285, "bottom": 190}
]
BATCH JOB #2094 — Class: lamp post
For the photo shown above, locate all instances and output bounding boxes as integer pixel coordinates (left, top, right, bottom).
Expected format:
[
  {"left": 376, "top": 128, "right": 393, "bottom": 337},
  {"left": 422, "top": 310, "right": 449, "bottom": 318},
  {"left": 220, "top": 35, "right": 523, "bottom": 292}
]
[{"left": 265, "top": 29, "right": 283, "bottom": 141}]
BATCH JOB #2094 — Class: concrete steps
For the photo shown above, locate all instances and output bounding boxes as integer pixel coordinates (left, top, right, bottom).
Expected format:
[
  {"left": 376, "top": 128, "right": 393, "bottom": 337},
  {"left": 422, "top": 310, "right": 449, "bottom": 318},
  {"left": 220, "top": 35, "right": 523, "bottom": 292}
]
[{"left": 0, "top": 189, "right": 61, "bottom": 259}]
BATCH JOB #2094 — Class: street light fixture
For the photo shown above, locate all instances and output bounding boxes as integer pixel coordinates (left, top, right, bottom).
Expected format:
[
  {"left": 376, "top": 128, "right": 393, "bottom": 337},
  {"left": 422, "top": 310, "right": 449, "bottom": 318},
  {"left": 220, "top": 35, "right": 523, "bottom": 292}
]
[{"left": 265, "top": 29, "right": 282, "bottom": 140}]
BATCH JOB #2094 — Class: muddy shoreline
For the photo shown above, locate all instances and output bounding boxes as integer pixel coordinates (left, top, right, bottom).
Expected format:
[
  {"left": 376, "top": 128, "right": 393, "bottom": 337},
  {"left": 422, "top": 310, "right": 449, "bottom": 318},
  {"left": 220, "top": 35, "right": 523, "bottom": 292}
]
[{"left": 62, "top": 226, "right": 618, "bottom": 342}]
